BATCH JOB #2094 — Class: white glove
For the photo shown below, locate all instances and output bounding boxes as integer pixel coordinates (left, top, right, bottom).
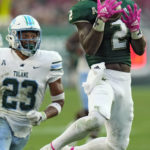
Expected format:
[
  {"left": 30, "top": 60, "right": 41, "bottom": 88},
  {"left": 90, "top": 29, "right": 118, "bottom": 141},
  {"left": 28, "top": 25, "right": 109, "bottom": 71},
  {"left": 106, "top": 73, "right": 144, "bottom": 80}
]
[
  {"left": 26, "top": 110, "right": 47, "bottom": 126},
  {"left": 40, "top": 143, "right": 51, "bottom": 150}
]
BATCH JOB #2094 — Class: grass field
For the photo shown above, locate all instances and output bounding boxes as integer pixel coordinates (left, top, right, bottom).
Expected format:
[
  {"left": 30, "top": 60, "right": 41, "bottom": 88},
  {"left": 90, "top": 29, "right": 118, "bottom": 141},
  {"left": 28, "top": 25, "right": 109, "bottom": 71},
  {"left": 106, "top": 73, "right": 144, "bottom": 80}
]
[{"left": 24, "top": 86, "right": 150, "bottom": 150}]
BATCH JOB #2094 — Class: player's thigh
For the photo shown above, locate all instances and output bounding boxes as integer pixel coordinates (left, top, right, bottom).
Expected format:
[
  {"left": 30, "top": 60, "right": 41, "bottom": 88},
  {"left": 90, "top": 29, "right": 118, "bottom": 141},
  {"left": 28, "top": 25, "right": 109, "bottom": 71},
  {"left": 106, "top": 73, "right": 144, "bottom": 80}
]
[
  {"left": 10, "top": 134, "right": 29, "bottom": 150},
  {"left": 88, "top": 81, "right": 114, "bottom": 119},
  {"left": 0, "top": 118, "right": 12, "bottom": 150},
  {"left": 106, "top": 90, "right": 133, "bottom": 147}
]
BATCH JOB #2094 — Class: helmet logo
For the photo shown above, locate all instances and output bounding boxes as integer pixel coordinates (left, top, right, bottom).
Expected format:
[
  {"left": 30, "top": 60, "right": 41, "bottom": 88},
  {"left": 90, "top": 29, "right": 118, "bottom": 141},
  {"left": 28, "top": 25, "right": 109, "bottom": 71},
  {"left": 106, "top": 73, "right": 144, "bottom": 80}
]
[
  {"left": 24, "top": 15, "right": 35, "bottom": 26},
  {"left": 6, "top": 15, "right": 41, "bottom": 57}
]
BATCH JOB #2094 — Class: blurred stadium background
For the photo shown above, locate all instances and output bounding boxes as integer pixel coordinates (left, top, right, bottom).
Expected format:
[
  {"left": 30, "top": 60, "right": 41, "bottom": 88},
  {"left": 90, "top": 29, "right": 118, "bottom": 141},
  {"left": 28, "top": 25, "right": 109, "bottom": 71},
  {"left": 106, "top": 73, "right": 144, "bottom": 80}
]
[{"left": 0, "top": 0, "right": 149, "bottom": 150}]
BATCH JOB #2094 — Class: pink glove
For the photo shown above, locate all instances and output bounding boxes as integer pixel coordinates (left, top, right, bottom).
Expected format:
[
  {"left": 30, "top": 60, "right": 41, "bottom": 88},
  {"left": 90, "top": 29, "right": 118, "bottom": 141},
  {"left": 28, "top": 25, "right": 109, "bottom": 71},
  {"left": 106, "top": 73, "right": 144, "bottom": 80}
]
[
  {"left": 121, "top": 4, "right": 141, "bottom": 32},
  {"left": 97, "top": 0, "right": 123, "bottom": 22}
]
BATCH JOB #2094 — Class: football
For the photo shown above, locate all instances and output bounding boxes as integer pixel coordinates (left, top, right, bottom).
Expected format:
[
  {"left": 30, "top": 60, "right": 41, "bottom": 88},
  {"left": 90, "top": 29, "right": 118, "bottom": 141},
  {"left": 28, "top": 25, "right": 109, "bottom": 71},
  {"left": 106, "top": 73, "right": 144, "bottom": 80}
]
[{"left": 108, "top": 5, "right": 122, "bottom": 22}]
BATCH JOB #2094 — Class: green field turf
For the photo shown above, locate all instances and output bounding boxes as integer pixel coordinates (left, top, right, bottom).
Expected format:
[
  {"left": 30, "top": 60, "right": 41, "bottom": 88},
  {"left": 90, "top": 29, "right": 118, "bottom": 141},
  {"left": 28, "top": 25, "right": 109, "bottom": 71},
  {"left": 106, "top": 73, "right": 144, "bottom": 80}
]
[{"left": 24, "top": 86, "right": 150, "bottom": 150}]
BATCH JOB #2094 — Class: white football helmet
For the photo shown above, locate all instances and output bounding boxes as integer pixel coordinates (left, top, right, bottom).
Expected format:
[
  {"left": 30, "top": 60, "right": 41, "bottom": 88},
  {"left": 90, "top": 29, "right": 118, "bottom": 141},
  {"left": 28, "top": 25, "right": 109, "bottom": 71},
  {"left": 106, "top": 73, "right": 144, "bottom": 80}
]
[{"left": 6, "top": 15, "right": 41, "bottom": 56}]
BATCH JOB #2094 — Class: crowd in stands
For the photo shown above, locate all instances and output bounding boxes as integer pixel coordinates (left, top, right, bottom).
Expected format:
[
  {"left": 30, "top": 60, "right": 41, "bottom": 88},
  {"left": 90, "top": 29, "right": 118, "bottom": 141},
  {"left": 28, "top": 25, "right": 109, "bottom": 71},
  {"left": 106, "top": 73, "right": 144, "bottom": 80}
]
[
  {"left": 10, "top": 0, "right": 150, "bottom": 26},
  {"left": 136, "top": 0, "right": 150, "bottom": 20},
  {"left": 11, "top": 0, "right": 76, "bottom": 26},
  {"left": 0, "top": 0, "right": 148, "bottom": 26}
]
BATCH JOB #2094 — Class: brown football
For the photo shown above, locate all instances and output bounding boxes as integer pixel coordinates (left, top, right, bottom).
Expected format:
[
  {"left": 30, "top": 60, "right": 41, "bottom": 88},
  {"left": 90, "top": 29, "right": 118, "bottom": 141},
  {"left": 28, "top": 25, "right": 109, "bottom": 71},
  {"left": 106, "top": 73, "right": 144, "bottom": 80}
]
[{"left": 108, "top": 5, "right": 122, "bottom": 22}]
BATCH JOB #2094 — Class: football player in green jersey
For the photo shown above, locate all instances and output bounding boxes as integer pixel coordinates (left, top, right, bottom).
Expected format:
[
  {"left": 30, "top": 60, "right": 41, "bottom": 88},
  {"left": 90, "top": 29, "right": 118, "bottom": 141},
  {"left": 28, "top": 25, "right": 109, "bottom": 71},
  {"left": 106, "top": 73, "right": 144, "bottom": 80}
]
[{"left": 40, "top": 0, "right": 146, "bottom": 150}]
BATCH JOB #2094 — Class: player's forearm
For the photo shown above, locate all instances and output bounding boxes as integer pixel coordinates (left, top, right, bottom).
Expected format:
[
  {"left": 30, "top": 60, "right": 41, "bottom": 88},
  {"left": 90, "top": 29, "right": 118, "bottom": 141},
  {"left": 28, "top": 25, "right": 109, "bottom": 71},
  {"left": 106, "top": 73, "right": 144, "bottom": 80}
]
[
  {"left": 81, "top": 29, "right": 104, "bottom": 55},
  {"left": 121, "top": 3, "right": 146, "bottom": 56},
  {"left": 131, "top": 36, "right": 146, "bottom": 55},
  {"left": 76, "top": 19, "right": 105, "bottom": 55},
  {"left": 44, "top": 100, "right": 64, "bottom": 119}
]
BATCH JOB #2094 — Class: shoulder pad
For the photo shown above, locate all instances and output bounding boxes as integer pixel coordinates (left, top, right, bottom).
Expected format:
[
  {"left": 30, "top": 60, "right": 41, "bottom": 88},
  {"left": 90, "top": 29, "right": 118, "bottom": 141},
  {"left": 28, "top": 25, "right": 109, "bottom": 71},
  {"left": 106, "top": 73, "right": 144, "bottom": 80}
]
[
  {"left": 50, "top": 51, "right": 62, "bottom": 62},
  {"left": 69, "top": 0, "right": 97, "bottom": 24}
]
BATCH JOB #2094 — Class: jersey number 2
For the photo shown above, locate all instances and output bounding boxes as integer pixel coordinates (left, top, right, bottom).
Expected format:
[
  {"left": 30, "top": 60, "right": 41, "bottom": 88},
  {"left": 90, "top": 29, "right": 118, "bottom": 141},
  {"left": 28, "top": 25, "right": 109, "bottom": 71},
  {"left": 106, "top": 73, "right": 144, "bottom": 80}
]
[
  {"left": 111, "top": 20, "right": 128, "bottom": 50},
  {"left": 2, "top": 78, "right": 38, "bottom": 111}
]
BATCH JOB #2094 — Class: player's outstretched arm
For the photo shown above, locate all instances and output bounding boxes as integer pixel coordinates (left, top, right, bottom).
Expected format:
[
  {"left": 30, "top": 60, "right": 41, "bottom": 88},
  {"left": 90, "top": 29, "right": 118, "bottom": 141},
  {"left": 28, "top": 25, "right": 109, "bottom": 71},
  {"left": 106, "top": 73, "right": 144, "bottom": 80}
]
[
  {"left": 75, "top": 0, "right": 123, "bottom": 55},
  {"left": 121, "top": 3, "right": 146, "bottom": 55},
  {"left": 27, "top": 79, "right": 64, "bottom": 126}
]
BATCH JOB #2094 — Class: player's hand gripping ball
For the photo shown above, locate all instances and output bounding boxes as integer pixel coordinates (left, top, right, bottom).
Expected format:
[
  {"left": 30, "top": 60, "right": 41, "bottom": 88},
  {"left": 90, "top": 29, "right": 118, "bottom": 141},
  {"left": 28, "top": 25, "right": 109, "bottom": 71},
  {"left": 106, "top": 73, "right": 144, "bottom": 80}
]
[
  {"left": 97, "top": 0, "right": 123, "bottom": 22},
  {"left": 109, "top": 4, "right": 122, "bottom": 21}
]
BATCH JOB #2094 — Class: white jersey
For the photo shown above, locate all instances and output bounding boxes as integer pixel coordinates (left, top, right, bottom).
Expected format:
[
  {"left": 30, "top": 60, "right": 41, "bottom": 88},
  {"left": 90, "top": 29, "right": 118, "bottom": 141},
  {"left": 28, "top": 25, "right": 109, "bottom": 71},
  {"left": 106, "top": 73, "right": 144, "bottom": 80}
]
[{"left": 0, "top": 48, "right": 63, "bottom": 137}]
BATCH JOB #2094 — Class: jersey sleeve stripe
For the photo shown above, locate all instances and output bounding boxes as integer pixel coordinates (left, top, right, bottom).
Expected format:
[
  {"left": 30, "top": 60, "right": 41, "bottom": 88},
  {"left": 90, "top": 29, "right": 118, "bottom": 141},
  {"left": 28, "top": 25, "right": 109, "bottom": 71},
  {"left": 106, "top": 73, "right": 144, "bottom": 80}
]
[
  {"left": 50, "top": 62, "right": 62, "bottom": 71},
  {"left": 52, "top": 61, "right": 62, "bottom": 64},
  {"left": 50, "top": 68, "right": 63, "bottom": 71}
]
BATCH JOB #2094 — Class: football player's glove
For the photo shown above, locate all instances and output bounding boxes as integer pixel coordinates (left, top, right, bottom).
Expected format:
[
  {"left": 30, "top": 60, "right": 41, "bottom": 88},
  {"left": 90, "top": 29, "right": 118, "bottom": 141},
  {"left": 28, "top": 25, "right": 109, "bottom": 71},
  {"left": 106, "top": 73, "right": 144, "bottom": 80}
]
[
  {"left": 97, "top": 0, "right": 123, "bottom": 22},
  {"left": 26, "top": 110, "right": 47, "bottom": 126},
  {"left": 121, "top": 4, "right": 141, "bottom": 32}
]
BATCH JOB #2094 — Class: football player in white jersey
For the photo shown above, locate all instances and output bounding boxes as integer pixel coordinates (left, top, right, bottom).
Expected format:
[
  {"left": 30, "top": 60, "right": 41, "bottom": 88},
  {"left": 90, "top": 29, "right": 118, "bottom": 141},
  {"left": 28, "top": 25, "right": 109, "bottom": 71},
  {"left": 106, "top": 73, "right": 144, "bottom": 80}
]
[{"left": 0, "top": 14, "right": 65, "bottom": 150}]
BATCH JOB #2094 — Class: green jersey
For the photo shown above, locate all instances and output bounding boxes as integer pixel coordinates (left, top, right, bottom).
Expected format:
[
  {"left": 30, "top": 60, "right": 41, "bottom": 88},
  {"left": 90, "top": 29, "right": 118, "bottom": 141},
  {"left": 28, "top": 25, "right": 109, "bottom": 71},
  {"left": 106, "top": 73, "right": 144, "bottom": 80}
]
[{"left": 69, "top": 0, "right": 135, "bottom": 67}]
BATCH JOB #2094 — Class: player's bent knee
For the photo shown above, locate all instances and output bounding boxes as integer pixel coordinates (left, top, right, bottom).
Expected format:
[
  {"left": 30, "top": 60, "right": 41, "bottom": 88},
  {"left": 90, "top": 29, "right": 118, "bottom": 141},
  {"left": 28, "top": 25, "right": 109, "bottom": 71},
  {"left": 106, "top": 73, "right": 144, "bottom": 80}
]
[
  {"left": 88, "top": 111, "right": 105, "bottom": 128},
  {"left": 109, "top": 144, "right": 129, "bottom": 150},
  {"left": 75, "top": 111, "right": 105, "bottom": 131},
  {"left": 108, "top": 137, "right": 129, "bottom": 150}
]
